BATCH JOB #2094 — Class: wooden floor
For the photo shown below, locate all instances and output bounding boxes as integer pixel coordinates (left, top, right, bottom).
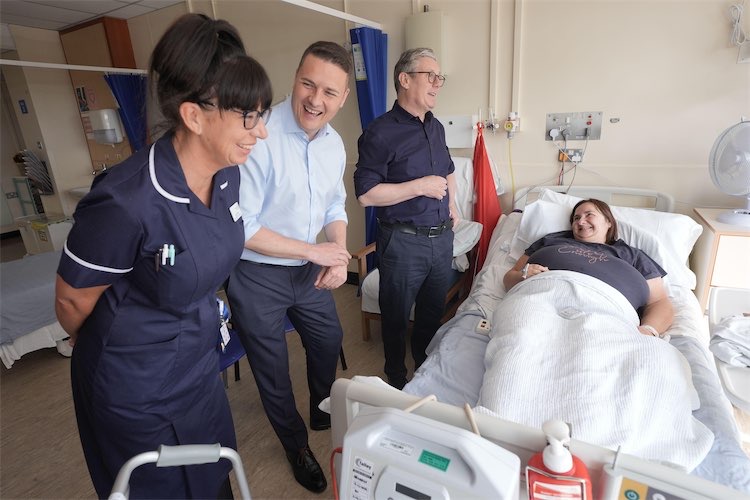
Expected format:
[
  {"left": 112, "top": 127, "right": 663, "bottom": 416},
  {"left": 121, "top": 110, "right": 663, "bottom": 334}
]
[
  {"left": 0, "top": 282, "right": 392, "bottom": 499},
  {"left": 1, "top": 233, "right": 748, "bottom": 499}
]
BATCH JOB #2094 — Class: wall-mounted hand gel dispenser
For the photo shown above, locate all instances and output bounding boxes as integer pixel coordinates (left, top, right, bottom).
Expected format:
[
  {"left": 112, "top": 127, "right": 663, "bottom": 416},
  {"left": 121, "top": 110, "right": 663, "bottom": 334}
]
[{"left": 87, "top": 109, "right": 124, "bottom": 144}]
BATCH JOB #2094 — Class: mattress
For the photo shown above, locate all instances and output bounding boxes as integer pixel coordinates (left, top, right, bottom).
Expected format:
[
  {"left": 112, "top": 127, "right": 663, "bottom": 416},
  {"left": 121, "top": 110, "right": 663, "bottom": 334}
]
[
  {"left": 1, "top": 250, "right": 61, "bottom": 344},
  {"left": 0, "top": 250, "right": 70, "bottom": 368}
]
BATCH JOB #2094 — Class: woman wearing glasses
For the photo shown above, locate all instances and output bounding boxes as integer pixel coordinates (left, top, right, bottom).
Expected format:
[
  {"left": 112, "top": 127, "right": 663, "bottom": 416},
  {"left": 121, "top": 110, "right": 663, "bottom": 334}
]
[
  {"left": 55, "top": 14, "right": 271, "bottom": 498},
  {"left": 354, "top": 47, "right": 457, "bottom": 390}
]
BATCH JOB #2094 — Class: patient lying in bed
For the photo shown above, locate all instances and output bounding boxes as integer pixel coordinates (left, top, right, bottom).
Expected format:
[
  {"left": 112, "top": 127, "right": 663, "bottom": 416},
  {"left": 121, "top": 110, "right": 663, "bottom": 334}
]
[
  {"left": 478, "top": 199, "right": 713, "bottom": 471},
  {"left": 504, "top": 198, "right": 674, "bottom": 338}
]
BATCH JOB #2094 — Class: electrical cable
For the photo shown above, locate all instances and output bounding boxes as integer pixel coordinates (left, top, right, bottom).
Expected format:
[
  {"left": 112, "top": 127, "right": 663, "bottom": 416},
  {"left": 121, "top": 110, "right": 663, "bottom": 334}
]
[
  {"left": 507, "top": 137, "right": 516, "bottom": 206},
  {"left": 564, "top": 162, "right": 579, "bottom": 193},
  {"left": 730, "top": 2, "right": 748, "bottom": 46},
  {"left": 330, "top": 446, "right": 343, "bottom": 500}
]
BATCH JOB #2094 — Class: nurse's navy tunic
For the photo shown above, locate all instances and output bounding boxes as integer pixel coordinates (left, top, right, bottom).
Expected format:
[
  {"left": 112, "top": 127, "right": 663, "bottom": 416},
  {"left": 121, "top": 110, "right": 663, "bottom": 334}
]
[{"left": 57, "top": 135, "right": 244, "bottom": 498}]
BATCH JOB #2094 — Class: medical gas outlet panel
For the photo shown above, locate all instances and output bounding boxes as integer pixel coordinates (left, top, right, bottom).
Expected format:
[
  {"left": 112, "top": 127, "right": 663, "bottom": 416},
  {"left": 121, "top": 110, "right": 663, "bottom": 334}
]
[{"left": 545, "top": 112, "right": 603, "bottom": 141}]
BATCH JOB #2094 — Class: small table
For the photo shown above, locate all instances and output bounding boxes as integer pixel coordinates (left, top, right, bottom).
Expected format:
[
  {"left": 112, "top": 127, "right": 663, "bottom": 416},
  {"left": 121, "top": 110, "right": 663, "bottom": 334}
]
[{"left": 690, "top": 208, "right": 750, "bottom": 312}]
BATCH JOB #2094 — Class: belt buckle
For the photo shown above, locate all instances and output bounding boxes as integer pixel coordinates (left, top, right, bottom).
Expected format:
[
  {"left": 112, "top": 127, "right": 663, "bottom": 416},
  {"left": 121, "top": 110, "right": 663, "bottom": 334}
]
[{"left": 428, "top": 225, "right": 442, "bottom": 238}]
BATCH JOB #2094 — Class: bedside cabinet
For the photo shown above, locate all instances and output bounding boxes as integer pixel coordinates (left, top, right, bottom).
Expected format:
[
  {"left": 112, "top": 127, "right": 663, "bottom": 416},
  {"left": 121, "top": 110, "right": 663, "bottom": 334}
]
[{"left": 690, "top": 208, "right": 750, "bottom": 312}]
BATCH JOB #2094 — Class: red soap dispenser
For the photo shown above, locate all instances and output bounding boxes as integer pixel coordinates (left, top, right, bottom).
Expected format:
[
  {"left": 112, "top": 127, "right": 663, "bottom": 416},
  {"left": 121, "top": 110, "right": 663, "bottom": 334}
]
[{"left": 526, "top": 420, "right": 593, "bottom": 500}]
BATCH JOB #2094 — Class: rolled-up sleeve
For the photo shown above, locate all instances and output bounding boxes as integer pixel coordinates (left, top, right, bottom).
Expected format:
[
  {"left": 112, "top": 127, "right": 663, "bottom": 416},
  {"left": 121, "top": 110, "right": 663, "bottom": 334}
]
[
  {"left": 354, "top": 129, "right": 391, "bottom": 198},
  {"left": 324, "top": 163, "right": 348, "bottom": 226},
  {"left": 239, "top": 145, "right": 270, "bottom": 243}
]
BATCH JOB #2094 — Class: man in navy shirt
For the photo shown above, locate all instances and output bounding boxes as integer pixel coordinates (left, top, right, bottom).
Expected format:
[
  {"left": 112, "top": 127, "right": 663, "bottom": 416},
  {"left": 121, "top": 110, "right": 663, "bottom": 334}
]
[{"left": 354, "top": 47, "right": 458, "bottom": 389}]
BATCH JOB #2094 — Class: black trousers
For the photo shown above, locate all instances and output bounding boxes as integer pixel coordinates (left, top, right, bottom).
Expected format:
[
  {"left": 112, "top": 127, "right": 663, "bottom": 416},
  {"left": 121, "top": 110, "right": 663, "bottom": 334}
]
[
  {"left": 226, "top": 260, "right": 343, "bottom": 453},
  {"left": 376, "top": 224, "right": 453, "bottom": 385}
]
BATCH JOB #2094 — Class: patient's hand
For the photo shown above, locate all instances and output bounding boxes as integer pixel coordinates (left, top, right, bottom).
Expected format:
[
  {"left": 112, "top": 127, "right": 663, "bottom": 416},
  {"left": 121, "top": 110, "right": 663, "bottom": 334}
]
[{"left": 525, "top": 263, "right": 549, "bottom": 278}]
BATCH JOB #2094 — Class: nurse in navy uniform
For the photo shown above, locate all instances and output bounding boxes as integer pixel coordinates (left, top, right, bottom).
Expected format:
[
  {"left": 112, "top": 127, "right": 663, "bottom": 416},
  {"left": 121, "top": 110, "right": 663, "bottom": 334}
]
[{"left": 54, "top": 14, "right": 272, "bottom": 499}]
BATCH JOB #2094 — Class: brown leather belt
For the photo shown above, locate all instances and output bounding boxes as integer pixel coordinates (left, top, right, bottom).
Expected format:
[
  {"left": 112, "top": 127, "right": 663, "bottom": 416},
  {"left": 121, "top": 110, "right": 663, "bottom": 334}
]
[{"left": 378, "top": 218, "right": 453, "bottom": 238}]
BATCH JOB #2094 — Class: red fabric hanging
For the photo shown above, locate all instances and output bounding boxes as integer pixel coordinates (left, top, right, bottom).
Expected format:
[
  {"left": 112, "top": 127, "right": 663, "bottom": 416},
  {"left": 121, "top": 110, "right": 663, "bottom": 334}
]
[{"left": 472, "top": 123, "right": 502, "bottom": 271}]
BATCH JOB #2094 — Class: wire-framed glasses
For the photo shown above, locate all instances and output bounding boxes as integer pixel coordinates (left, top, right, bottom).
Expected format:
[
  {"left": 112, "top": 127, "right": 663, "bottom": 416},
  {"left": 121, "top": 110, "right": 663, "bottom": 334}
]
[
  {"left": 407, "top": 71, "right": 446, "bottom": 87},
  {"left": 199, "top": 101, "right": 271, "bottom": 129}
]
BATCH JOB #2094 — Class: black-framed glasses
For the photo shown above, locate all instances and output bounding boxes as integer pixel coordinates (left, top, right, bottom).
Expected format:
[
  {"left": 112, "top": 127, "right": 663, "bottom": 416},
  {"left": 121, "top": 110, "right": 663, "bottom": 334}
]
[
  {"left": 199, "top": 101, "right": 271, "bottom": 129},
  {"left": 407, "top": 71, "right": 446, "bottom": 87}
]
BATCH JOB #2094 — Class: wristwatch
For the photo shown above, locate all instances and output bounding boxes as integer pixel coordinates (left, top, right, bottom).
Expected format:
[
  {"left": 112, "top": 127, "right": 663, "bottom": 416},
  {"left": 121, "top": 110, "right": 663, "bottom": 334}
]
[{"left": 521, "top": 264, "right": 529, "bottom": 280}]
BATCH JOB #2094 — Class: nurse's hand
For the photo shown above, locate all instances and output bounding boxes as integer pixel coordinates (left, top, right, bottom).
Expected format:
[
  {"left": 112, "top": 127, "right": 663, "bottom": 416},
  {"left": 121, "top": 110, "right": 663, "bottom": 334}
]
[
  {"left": 308, "top": 242, "right": 351, "bottom": 268},
  {"left": 315, "top": 265, "right": 347, "bottom": 290}
]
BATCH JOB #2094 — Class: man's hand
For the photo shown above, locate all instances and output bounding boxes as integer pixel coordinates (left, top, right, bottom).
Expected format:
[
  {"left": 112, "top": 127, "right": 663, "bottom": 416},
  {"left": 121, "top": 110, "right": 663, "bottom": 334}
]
[
  {"left": 315, "top": 264, "right": 347, "bottom": 290},
  {"left": 417, "top": 175, "right": 448, "bottom": 200},
  {"left": 307, "top": 242, "right": 351, "bottom": 268},
  {"left": 449, "top": 203, "right": 460, "bottom": 226}
]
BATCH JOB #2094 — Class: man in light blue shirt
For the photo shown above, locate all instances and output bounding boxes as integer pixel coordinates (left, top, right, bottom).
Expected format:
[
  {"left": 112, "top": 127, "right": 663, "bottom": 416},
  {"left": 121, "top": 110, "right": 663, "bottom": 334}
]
[{"left": 226, "top": 41, "right": 351, "bottom": 494}]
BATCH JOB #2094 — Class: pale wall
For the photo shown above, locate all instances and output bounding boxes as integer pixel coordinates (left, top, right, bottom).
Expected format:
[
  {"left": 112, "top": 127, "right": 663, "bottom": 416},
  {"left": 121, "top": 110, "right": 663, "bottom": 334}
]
[
  {"left": 7, "top": 25, "right": 93, "bottom": 217},
  {"left": 5, "top": 0, "right": 748, "bottom": 248},
  {"left": 488, "top": 0, "right": 750, "bottom": 214}
]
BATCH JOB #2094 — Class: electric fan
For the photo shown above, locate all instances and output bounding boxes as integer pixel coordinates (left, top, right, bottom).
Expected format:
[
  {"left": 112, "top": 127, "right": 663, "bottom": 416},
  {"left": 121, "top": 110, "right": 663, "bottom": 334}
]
[{"left": 709, "top": 120, "right": 750, "bottom": 227}]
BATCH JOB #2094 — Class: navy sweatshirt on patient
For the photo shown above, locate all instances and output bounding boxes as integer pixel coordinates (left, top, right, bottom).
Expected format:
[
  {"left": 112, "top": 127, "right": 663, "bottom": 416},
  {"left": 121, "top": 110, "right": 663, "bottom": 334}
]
[{"left": 525, "top": 230, "right": 666, "bottom": 313}]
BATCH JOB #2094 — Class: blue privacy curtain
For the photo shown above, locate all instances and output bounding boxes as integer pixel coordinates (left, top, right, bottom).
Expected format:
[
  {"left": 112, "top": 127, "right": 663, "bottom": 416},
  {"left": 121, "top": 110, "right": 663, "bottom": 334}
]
[
  {"left": 104, "top": 74, "right": 148, "bottom": 153},
  {"left": 350, "top": 26, "right": 388, "bottom": 271}
]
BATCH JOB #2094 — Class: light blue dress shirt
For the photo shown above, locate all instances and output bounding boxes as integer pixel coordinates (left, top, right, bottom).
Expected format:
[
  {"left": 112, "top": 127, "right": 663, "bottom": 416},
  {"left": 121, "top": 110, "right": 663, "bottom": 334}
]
[{"left": 238, "top": 96, "right": 348, "bottom": 266}]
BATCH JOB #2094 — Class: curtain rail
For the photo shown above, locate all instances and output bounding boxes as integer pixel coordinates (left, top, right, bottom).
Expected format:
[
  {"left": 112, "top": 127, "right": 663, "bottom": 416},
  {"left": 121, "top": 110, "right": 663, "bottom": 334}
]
[{"left": 0, "top": 59, "right": 146, "bottom": 75}]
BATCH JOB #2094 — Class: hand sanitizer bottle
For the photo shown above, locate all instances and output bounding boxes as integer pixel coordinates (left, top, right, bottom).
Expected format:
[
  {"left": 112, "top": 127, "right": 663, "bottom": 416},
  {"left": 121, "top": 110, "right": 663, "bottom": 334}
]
[{"left": 526, "top": 420, "right": 593, "bottom": 500}]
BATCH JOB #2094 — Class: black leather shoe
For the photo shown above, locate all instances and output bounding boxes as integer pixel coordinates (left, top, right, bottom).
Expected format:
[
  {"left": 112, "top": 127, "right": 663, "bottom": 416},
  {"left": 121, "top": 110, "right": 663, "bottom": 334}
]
[
  {"left": 285, "top": 446, "right": 327, "bottom": 493},
  {"left": 310, "top": 414, "right": 330, "bottom": 431}
]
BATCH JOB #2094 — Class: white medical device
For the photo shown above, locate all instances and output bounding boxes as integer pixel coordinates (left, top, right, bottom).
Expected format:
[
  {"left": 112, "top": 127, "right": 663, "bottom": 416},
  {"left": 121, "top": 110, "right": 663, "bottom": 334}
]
[
  {"left": 338, "top": 406, "right": 520, "bottom": 500},
  {"left": 598, "top": 455, "right": 717, "bottom": 500}
]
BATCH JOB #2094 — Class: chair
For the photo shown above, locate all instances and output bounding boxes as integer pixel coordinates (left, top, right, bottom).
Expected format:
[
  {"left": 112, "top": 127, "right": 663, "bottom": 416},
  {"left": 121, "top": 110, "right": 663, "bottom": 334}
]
[
  {"left": 353, "top": 241, "right": 478, "bottom": 341},
  {"left": 352, "top": 156, "right": 484, "bottom": 341}
]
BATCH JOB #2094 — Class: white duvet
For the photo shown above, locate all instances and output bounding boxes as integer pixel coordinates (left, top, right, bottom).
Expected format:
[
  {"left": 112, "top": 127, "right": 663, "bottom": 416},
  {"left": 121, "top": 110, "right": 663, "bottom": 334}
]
[{"left": 476, "top": 270, "right": 714, "bottom": 471}]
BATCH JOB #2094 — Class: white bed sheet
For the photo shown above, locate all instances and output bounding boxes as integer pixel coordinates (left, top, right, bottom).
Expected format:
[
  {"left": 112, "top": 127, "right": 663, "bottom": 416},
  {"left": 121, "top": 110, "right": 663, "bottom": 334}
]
[
  {"left": 404, "top": 211, "right": 750, "bottom": 492},
  {"left": 0, "top": 250, "right": 71, "bottom": 368},
  {"left": 0, "top": 322, "right": 71, "bottom": 369}
]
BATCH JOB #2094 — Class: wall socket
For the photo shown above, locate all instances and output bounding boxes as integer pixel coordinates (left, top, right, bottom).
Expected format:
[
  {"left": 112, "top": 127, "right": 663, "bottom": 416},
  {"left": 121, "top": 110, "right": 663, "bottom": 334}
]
[{"left": 558, "top": 148, "right": 583, "bottom": 163}]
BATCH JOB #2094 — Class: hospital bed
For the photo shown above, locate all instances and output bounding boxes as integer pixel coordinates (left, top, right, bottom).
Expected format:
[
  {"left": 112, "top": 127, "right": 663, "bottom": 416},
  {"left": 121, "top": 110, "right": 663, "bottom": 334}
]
[
  {"left": 330, "top": 186, "right": 750, "bottom": 496},
  {"left": 0, "top": 250, "right": 71, "bottom": 368}
]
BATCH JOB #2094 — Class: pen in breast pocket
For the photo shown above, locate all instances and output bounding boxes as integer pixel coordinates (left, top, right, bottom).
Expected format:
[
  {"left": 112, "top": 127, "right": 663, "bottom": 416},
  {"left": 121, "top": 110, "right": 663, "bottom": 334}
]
[{"left": 155, "top": 244, "right": 176, "bottom": 271}]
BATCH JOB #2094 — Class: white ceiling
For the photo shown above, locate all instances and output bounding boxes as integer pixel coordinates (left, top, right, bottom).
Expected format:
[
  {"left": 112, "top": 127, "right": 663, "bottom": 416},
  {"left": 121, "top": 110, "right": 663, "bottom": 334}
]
[{"left": 1, "top": 0, "right": 185, "bottom": 51}]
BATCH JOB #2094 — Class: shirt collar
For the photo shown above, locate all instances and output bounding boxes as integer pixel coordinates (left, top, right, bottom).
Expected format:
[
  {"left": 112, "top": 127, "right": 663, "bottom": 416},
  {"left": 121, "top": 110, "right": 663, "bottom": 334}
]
[
  {"left": 149, "top": 134, "right": 190, "bottom": 204},
  {"left": 277, "top": 96, "right": 331, "bottom": 141},
  {"left": 392, "top": 100, "right": 434, "bottom": 124}
]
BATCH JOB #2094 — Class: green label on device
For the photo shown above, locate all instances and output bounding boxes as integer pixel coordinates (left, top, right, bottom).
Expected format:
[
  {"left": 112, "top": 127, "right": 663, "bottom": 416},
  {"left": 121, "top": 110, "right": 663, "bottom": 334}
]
[{"left": 419, "top": 450, "right": 450, "bottom": 471}]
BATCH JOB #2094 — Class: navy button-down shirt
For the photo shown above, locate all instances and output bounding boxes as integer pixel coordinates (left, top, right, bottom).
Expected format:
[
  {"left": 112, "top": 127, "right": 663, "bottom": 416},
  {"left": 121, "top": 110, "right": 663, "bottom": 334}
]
[{"left": 354, "top": 101, "right": 455, "bottom": 226}]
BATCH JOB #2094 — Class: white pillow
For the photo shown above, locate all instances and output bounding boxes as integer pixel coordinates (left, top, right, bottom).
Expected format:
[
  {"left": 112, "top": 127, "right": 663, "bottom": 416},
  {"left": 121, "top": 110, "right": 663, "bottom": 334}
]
[
  {"left": 537, "top": 189, "right": 702, "bottom": 288},
  {"left": 453, "top": 220, "right": 483, "bottom": 257},
  {"left": 509, "top": 196, "right": 701, "bottom": 288}
]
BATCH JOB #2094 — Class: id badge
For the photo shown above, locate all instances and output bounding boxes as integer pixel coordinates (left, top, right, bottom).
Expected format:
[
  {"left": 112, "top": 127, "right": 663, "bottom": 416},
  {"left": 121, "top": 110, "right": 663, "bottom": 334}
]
[
  {"left": 220, "top": 321, "right": 231, "bottom": 348},
  {"left": 229, "top": 202, "right": 242, "bottom": 222}
]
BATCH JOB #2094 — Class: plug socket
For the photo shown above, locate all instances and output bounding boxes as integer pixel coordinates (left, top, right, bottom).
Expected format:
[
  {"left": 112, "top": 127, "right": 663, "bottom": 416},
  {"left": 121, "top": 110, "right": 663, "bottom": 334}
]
[{"left": 558, "top": 148, "right": 583, "bottom": 163}]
